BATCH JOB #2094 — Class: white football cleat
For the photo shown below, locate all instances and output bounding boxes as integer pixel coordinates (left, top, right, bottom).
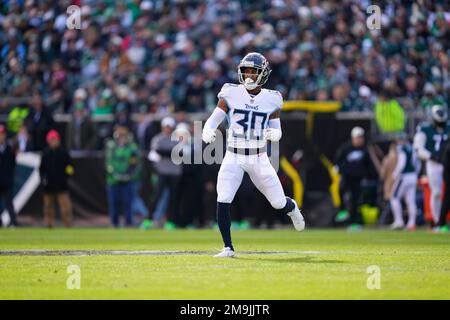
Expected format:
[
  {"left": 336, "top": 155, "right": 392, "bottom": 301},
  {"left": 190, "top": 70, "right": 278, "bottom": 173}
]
[
  {"left": 287, "top": 200, "right": 305, "bottom": 231},
  {"left": 213, "top": 247, "right": 236, "bottom": 258},
  {"left": 390, "top": 222, "right": 405, "bottom": 230}
]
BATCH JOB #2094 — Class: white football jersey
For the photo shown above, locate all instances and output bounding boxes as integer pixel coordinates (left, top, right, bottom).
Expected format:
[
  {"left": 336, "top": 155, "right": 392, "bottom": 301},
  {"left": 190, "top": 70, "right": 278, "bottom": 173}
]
[{"left": 217, "top": 83, "right": 283, "bottom": 148}]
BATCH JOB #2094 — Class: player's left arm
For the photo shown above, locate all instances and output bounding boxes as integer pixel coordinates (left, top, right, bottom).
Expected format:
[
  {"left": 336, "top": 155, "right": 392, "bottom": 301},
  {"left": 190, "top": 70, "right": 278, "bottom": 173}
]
[{"left": 264, "top": 110, "right": 282, "bottom": 142}]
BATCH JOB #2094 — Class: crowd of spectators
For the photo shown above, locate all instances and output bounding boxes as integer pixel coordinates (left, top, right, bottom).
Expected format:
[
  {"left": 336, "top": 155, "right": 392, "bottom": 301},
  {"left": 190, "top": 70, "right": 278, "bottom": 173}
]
[
  {"left": 0, "top": 0, "right": 450, "bottom": 151},
  {"left": 0, "top": 1, "right": 449, "bottom": 227},
  {"left": 1, "top": 1, "right": 448, "bottom": 125}
]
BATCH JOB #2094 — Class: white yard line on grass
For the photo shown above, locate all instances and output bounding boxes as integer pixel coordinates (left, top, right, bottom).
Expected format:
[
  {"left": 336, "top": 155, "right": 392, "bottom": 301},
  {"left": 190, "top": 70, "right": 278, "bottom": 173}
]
[{"left": 0, "top": 250, "right": 322, "bottom": 256}]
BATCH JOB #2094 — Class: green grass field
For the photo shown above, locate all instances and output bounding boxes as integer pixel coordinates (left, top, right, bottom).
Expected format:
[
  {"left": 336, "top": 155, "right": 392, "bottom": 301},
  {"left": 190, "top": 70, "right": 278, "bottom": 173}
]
[{"left": 0, "top": 228, "right": 449, "bottom": 299}]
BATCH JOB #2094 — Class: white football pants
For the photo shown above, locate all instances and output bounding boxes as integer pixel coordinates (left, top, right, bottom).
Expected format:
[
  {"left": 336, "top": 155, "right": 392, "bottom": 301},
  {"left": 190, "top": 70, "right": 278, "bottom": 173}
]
[
  {"left": 216, "top": 151, "right": 287, "bottom": 209},
  {"left": 390, "top": 173, "right": 418, "bottom": 227},
  {"left": 426, "top": 160, "right": 444, "bottom": 223}
]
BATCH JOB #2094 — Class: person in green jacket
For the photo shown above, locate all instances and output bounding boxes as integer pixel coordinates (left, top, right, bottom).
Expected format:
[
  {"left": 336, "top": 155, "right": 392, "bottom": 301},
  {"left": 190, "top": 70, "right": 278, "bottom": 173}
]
[
  {"left": 7, "top": 105, "right": 29, "bottom": 136},
  {"left": 420, "top": 83, "right": 447, "bottom": 115},
  {"left": 375, "top": 90, "right": 406, "bottom": 134},
  {"left": 93, "top": 88, "right": 114, "bottom": 117},
  {"left": 105, "top": 124, "right": 140, "bottom": 227}
]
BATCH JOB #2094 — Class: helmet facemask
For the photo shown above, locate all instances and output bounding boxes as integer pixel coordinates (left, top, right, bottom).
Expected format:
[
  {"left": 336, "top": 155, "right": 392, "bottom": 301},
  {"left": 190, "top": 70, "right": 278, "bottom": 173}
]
[{"left": 239, "top": 67, "right": 262, "bottom": 90}]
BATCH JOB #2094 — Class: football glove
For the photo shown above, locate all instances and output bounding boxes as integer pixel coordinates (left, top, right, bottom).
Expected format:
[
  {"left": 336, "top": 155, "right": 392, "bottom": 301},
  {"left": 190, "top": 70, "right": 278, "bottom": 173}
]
[
  {"left": 264, "top": 128, "right": 282, "bottom": 142},
  {"left": 202, "top": 128, "right": 216, "bottom": 144}
]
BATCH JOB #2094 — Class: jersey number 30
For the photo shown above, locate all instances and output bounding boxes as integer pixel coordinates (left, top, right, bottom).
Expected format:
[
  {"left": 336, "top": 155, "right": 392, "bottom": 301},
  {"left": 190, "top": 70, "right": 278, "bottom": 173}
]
[{"left": 232, "top": 109, "right": 268, "bottom": 140}]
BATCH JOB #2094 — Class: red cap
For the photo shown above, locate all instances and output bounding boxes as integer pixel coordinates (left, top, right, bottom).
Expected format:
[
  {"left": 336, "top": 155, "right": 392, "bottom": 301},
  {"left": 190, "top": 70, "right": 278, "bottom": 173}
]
[
  {"left": 0, "top": 124, "right": 6, "bottom": 134},
  {"left": 46, "top": 130, "right": 60, "bottom": 143}
]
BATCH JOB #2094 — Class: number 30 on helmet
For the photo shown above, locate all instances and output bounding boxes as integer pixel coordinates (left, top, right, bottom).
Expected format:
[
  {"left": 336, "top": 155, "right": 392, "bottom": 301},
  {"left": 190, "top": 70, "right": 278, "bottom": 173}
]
[{"left": 238, "top": 52, "right": 271, "bottom": 90}]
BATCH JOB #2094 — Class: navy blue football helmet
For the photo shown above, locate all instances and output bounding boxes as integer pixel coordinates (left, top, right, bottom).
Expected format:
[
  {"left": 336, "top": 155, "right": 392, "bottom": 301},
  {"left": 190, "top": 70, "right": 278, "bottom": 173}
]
[{"left": 238, "top": 52, "right": 271, "bottom": 89}]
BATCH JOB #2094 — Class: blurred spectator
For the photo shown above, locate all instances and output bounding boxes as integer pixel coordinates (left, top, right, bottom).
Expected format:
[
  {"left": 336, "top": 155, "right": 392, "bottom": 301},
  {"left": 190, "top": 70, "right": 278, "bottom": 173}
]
[
  {"left": 334, "top": 127, "right": 374, "bottom": 230},
  {"left": 142, "top": 117, "right": 182, "bottom": 230},
  {"left": 374, "top": 90, "right": 406, "bottom": 134},
  {"left": 131, "top": 173, "right": 148, "bottom": 223},
  {"left": 403, "top": 74, "right": 421, "bottom": 107},
  {"left": 109, "top": 98, "right": 134, "bottom": 137},
  {"left": 100, "top": 36, "right": 132, "bottom": 75},
  {"left": 7, "top": 103, "right": 29, "bottom": 137},
  {"left": 0, "top": 124, "right": 18, "bottom": 227},
  {"left": 24, "top": 94, "right": 54, "bottom": 151},
  {"left": 61, "top": 37, "right": 82, "bottom": 75},
  {"left": 128, "top": 109, "right": 148, "bottom": 222},
  {"left": 39, "top": 130, "right": 74, "bottom": 228},
  {"left": 354, "top": 85, "right": 376, "bottom": 112},
  {"left": 47, "top": 60, "right": 68, "bottom": 113},
  {"left": 13, "top": 124, "right": 33, "bottom": 153},
  {"left": 134, "top": 105, "right": 159, "bottom": 151},
  {"left": 105, "top": 124, "right": 140, "bottom": 227},
  {"left": 66, "top": 103, "right": 97, "bottom": 151},
  {"left": 0, "top": 1, "right": 448, "bottom": 116},
  {"left": 183, "top": 73, "right": 206, "bottom": 112},
  {"left": 71, "top": 88, "right": 88, "bottom": 111},
  {"left": 332, "top": 83, "right": 353, "bottom": 111},
  {"left": 93, "top": 88, "right": 114, "bottom": 116},
  {"left": 175, "top": 122, "right": 203, "bottom": 228},
  {"left": 420, "top": 83, "right": 447, "bottom": 114}
]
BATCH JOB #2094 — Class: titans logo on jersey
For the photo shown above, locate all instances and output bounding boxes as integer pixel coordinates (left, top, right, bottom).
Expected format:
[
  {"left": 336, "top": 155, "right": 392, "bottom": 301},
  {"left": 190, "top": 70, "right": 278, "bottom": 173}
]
[
  {"left": 417, "top": 122, "right": 450, "bottom": 157},
  {"left": 218, "top": 83, "right": 283, "bottom": 149}
]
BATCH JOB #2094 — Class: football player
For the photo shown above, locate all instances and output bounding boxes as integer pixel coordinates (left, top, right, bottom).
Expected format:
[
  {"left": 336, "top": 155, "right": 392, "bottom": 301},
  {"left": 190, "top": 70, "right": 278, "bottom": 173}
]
[
  {"left": 389, "top": 133, "right": 420, "bottom": 231},
  {"left": 413, "top": 105, "right": 450, "bottom": 228},
  {"left": 202, "top": 52, "right": 305, "bottom": 258}
]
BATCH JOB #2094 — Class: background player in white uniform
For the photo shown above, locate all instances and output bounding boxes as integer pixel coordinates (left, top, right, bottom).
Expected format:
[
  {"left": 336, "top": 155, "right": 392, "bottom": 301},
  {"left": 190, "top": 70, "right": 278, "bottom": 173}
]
[
  {"left": 413, "top": 105, "right": 450, "bottom": 227},
  {"left": 390, "top": 134, "right": 420, "bottom": 231},
  {"left": 202, "top": 52, "right": 305, "bottom": 257}
]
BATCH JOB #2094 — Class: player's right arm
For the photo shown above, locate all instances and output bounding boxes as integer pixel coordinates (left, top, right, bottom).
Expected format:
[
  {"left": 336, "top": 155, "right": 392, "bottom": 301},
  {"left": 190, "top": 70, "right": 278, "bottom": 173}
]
[
  {"left": 413, "top": 124, "right": 431, "bottom": 161},
  {"left": 264, "top": 90, "right": 283, "bottom": 142},
  {"left": 202, "top": 98, "right": 228, "bottom": 144}
]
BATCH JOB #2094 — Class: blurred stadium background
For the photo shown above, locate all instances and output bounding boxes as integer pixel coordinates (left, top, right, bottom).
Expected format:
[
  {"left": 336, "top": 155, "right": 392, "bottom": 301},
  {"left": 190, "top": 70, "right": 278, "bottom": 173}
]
[{"left": 0, "top": 0, "right": 449, "bottom": 229}]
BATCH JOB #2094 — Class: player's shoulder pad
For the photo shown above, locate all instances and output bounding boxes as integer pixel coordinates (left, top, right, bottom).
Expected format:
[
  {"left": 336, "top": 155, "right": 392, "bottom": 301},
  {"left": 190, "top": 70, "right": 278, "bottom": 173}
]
[
  {"left": 263, "top": 89, "right": 283, "bottom": 109},
  {"left": 217, "top": 83, "right": 238, "bottom": 100}
]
